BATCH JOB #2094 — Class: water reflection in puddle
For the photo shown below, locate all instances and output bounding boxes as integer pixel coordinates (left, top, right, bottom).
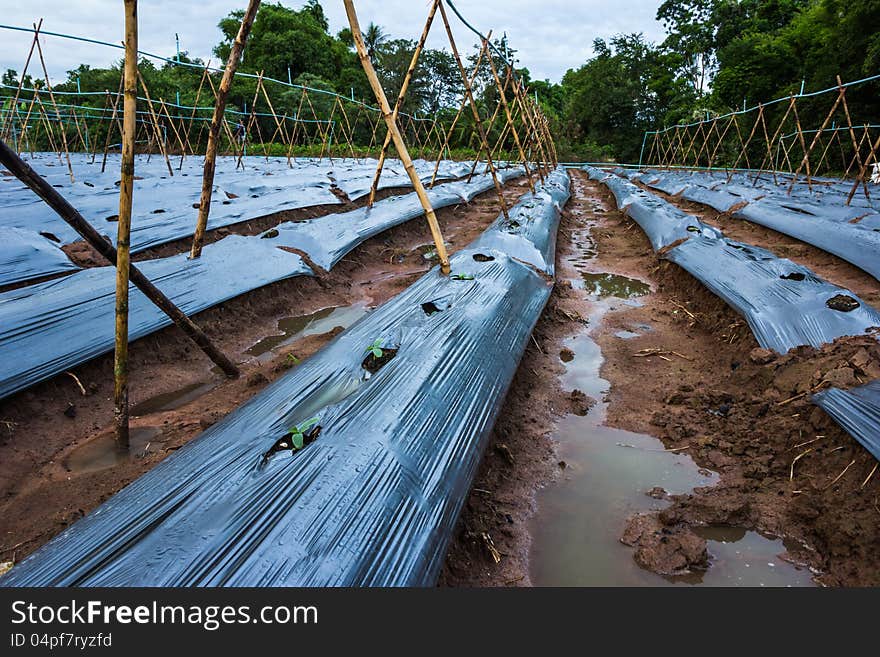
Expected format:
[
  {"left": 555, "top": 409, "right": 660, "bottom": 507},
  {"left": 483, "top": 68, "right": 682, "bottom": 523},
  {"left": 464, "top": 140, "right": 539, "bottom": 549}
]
[
  {"left": 63, "top": 427, "right": 164, "bottom": 475},
  {"left": 246, "top": 303, "right": 369, "bottom": 357},
  {"left": 579, "top": 272, "right": 651, "bottom": 298},
  {"left": 130, "top": 382, "right": 216, "bottom": 416},
  {"left": 529, "top": 215, "right": 812, "bottom": 585}
]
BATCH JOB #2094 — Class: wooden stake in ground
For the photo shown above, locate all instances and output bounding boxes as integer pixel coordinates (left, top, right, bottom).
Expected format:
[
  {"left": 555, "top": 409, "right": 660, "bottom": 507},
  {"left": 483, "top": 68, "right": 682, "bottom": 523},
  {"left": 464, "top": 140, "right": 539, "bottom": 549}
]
[
  {"left": 33, "top": 22, "right": 74, "bottom": 182},
  {"left": 191, "top": 0, "right": 262, "bottom": 259},
  {"left": 344, "top": 0, "right": 451, "bottom": 275},
  {"left": 1, "top": 19, "right": 41, "bottom": 145},
  {"left": 115, "top": 0, "right": 139, "bottom": 448}
]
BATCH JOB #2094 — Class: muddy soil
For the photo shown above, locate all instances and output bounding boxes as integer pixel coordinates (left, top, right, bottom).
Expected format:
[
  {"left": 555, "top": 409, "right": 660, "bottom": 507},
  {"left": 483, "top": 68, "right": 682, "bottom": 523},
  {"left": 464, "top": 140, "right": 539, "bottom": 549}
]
[
  {"left": 444, "top": 169, "right": 880, "bottom": 587},
  {"left": 4, "top": 167, "right": 878, "bottom": 588},
  {"left": 0, "top": 178, "right": 530, "bottom": 564},
  {"left": 590, "top": 171, "right": 880, "bottom": 586}
]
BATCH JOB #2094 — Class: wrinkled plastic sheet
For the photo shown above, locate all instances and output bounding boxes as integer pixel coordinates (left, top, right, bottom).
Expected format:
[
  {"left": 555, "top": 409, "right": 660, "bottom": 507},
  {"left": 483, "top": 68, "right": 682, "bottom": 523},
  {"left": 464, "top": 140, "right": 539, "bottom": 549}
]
[
  {"left": 0, "top": 236, "right": 311, "bottom": 400},
  {"left": 813, "top": 380, "right": 880, "bottom": 461},
  {"left": 470, "top": 168, "right": 571, "bottom": 275},
  {"left": 586, "top": 166, "right": 880, "bottom": 353},
  {"left": 631, "top": 169, "right": 880, "bottom": 282},
  {"left": 0, "top": 226, "right": 80, "bottom": 286},
  {"left": 0, "top": 154, "right": 482, "bottom": 283},
  {"left": 665, "top": 236, "right": 880, "bottom": 353},
  {"left": 0, "top": 172, "right": 522, "bottom": 400},
  {"left": 0, "top": 169, "right": 568, "bottom": 587},
  {"left": 597, "top": 171, "right": 721, "bottom": 251},
  {"left": 269, "top": 173, "right": 499, "bottom": 271}
]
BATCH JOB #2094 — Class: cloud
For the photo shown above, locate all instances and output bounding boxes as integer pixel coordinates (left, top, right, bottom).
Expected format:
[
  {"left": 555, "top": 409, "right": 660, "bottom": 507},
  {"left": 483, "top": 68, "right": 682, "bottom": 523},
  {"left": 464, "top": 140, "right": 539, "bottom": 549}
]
[{"left": 0, "top": 1, "right": 666, "bottom": 84}]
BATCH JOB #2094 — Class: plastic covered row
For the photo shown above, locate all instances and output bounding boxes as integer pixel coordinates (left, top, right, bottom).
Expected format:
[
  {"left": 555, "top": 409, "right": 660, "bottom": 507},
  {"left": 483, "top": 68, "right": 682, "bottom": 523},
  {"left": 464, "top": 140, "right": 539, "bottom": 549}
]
[
  {"left": 268, "top": 171, "right": 514, "bottom": 270},
  {"left": 630, "top": 169, "right": 880, "bottom": 282},
  {"left": 0, "top": 154, "right": 482, "bottom": 285},
  {"left": 0, "top": 226, "right": 80, "bottom": 286},
  {"left": 0, "top": 173, "right": 521, "bottom": 400},
  {"left": 585, "top": 166, "right": 880, "bottom": 353},
  {"left": 813, "top": 380, "right": 880, "bottom": 461},
  {"left": 0, "top": 168, "right": 569, "bottom": 587}
]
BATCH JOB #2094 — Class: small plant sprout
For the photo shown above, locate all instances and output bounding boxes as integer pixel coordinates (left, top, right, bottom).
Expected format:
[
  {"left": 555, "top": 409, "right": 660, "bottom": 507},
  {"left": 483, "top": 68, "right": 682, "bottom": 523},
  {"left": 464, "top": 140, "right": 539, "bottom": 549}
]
[
  {"left": 261, "top": 417, "right": 321, "bottom": 466},
  {"left": 451, "top": 273, "right": 474, "bottom": 281},
  {"left": 365, "top": 338, "right": 384, "bottom": 359},
  {"left": 286, "top": 417, "right": 320, "bottom": 450},
  {"left": 286, "top": 353, "right": 300, "bottom": 365}
]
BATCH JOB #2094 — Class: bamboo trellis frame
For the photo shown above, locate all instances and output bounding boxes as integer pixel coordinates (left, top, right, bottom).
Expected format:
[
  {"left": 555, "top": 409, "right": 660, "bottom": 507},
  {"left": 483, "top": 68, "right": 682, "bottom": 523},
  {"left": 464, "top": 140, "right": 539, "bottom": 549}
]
[{"left": 640, "top": 74, "right": 878, "bottom": 203}]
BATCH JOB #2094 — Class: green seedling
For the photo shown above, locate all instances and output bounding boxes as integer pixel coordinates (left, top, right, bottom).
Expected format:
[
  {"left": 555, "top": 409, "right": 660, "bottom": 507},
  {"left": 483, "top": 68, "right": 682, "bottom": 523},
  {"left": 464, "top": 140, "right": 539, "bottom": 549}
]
[
  {"left": 261, "top": 417, "right": 321, "bottom": 466},
  {"left": 451, "top": 273, "right": 474, "bottom": 281},
  {"left": 286, "top": 417, "right": 320, "bottom": 450},
  {"left": 286, "top": 353, "right": 300, "bottom": 366},
  {"left": 365, "top": 338, "right": 384, "bottom": 359}
]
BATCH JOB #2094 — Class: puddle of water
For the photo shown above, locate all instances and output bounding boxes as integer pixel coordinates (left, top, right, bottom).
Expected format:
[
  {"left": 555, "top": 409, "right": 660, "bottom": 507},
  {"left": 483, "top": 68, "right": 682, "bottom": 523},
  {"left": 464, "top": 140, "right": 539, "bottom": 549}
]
[
  {"left": 130, "top": 381, "right": 216, "bottom": 416},
  {"left": 530, "top": 328, "right": 813, "bottom": 586},
  {"left": 529, "top": 216, "right": 813, "bottom": 585},
  {"left": 687, "top": 526, "right": 815, "bottom": 587},
  {"left": 614, "top": 330, "right": 641, "bottom": 340},
  {"left": 246, "top": 303, "right": 369, "bottom": 358},
  {"left": 63, "top": 427, "right": 164, "bottom": 475},
  {"left": 578, "top": 272, "right": 651, "bottom": 298}
]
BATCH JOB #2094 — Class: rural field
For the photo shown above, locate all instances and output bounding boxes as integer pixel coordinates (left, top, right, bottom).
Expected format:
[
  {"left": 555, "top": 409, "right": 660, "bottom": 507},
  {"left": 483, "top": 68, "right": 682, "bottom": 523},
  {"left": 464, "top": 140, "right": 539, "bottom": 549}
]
[{"left": 0, "top": 0, "right": 878, "bottom": 601}]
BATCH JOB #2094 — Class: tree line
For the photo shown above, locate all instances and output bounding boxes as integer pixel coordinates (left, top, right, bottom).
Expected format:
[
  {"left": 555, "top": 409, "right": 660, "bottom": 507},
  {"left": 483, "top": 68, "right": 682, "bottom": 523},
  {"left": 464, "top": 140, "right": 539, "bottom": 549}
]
[{"left": 1, "top": 0, "right": 878, "bottom": 163}]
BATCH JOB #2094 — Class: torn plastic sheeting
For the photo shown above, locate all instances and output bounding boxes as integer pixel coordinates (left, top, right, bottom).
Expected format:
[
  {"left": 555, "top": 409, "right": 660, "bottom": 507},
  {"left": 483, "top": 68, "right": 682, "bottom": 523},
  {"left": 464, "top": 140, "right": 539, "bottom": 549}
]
[
  {"left": 0, "top": 236, "right": 311, "bottom": 400},
  {"left": 665, "top": 235, "right": 880, "bottom": 353},
  {"left": 268, "top": 174, "right": 498, "bottom": 271},
  {"left": 0, "top": 227, "right": 80, "bottom": 287},
  {"left": 469, "top": 167, "right": 571, "bottom": 275},
  {"left": 0, "top": 180, "right": 565, "bottom": 587},
  {"left": 813, "top": 380, "right": 880, "bottom": 462}
]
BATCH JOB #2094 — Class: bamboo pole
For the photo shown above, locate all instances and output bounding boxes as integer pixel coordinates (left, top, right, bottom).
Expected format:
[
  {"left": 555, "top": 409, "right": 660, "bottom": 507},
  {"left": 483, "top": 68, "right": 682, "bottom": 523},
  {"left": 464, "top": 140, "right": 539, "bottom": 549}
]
[
  {"left": 159, "top": 99, "right": 187, "bottom": 157},
  {"left": 788, "top": 88, "right": 845, "bottom": 193},
  {"left": 33, "top": 23, "right": 74, "bottom": 182},
  {"left": 101, "top": 76, "right": 125, "bottom": 172},
  {"left": 191, "top": 0, "right": 261, "bottom": 259},
  {"left": 114, "top": 0, "right": 139, "bottom": 448},
  {"left": 1, "top": 19, "right": 41, "bottom": 143},
  {"left": 181, "top": 61, "right": 211, "bottom": 166},
  {"left": 430, "top": 42, "right": 488, "bottom": 187},
  {"left": 344, "top": 0, "right": 451, "bottom": 275},
  {"left": 846, "top": 130, "right": 880, "bottom": 205},
  {"left": 837, "top": 76, "right": 870, "bottom": 200},
  {"left": 202, "top": 68, "right": 241, "bottom": 156},
  {"left": 368, "top": 0, "right": 440, "bottom": 207},
  {"left": 484, "top": 41, "right": 534, "bottom": 192},
  {"left": 136, "top": 70, "right": 174, "bottom": 176},
  {"left": 236, "top": 72, "right": 265, "bottom": 169},
  {"left": 437, "top": 1, "right": 509, "bottom": 220}
]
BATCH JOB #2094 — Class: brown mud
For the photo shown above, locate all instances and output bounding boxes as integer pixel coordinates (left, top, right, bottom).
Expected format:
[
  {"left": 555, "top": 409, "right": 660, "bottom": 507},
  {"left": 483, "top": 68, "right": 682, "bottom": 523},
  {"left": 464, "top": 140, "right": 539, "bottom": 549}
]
[{"left": 444, "top": 169, "right": 880, "bottom": 587}]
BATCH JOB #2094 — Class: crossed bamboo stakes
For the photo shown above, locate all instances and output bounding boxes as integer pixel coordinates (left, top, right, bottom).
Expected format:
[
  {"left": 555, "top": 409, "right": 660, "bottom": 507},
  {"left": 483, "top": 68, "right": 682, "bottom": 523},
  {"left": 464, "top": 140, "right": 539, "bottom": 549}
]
[{"left": 642, "top": 76, "right": 877, "bottom": 204}]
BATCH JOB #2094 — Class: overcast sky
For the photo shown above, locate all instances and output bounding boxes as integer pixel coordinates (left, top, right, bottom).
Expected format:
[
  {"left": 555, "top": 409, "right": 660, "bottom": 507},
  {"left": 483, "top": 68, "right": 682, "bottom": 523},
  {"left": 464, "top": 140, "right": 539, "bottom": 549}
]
[{"left": 0, "top": 1, "right": 667, "bottom": 85}]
